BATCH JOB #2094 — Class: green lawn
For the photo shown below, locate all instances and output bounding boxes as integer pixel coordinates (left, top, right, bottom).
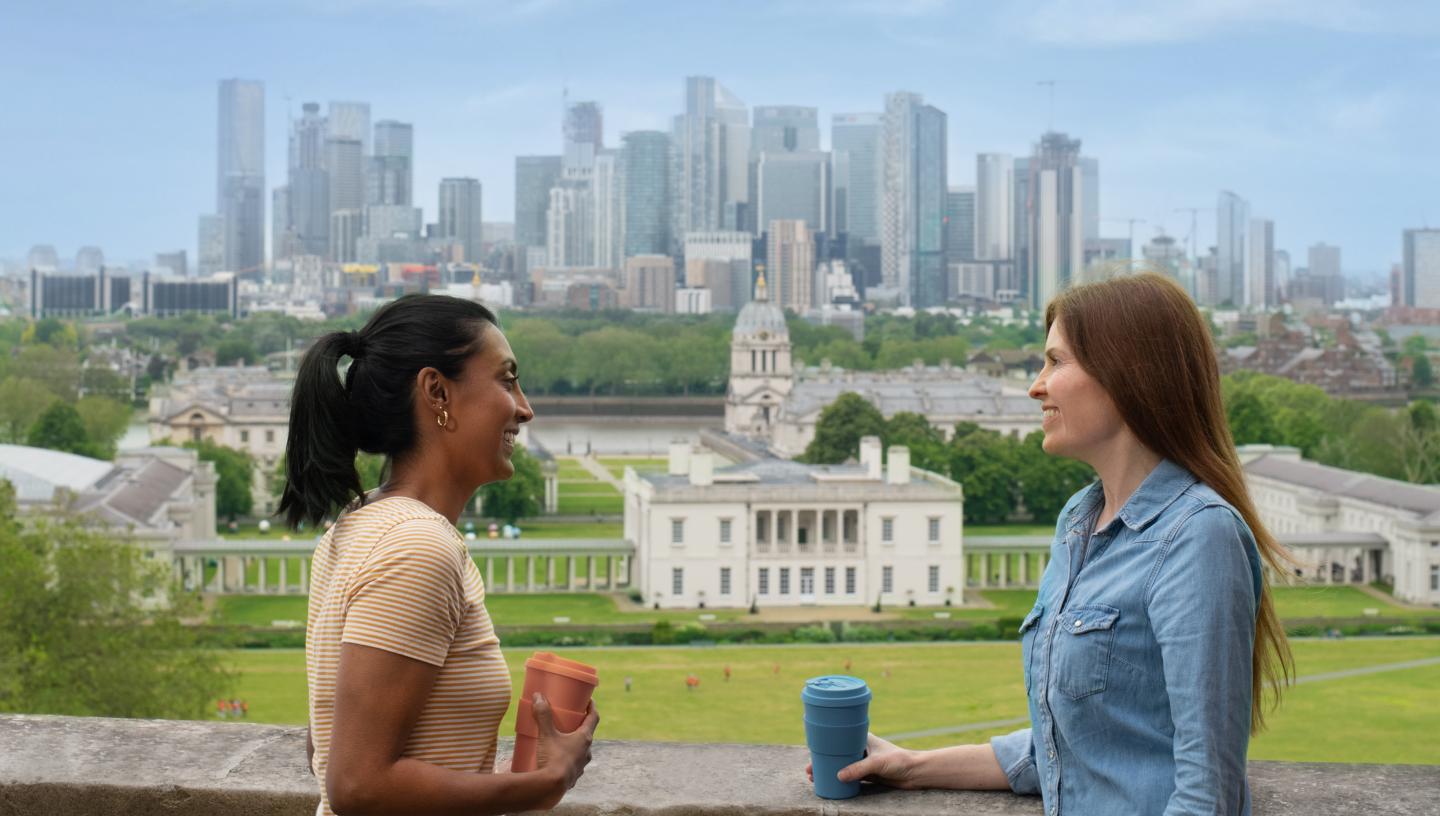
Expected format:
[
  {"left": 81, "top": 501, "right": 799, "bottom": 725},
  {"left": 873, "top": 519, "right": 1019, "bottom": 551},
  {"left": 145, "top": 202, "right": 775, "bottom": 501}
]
[
  {"left": 964, "top": 524, "right": 1056, "bottom": 537},
  {"left": 218, "top": 637, "right": 1440, "bottom": 764},
  {"left": 598, "top": 457, "right": 668, "bottom": 479},
  {"left": 1270, "top": 585, "right": 1437, "bottom": 618},
  {"left": 556, "top": 494, "right": 624, "bottom": 515}
]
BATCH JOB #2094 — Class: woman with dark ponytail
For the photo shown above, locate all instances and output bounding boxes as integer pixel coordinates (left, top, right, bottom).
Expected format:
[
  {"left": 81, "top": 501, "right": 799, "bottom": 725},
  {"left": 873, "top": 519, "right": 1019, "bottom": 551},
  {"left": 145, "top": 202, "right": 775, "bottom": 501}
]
[{"left": 281, "top": 295, "right": 597, "bottom": 816}]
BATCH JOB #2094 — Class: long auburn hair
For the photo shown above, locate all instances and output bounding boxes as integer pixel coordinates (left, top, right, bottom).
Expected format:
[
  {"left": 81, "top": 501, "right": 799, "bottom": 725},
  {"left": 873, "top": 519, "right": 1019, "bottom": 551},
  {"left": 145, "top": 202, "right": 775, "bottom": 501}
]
[{"left": 1046, "top": 270, "right": 1293, "bottom": 734}]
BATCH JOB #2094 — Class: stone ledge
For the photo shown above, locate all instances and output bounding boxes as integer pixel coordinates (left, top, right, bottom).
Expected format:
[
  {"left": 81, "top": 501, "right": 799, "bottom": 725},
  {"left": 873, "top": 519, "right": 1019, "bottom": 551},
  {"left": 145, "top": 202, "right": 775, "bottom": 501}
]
[{"left": 2, "top": 714, "right": 1437, "bottom": 815}]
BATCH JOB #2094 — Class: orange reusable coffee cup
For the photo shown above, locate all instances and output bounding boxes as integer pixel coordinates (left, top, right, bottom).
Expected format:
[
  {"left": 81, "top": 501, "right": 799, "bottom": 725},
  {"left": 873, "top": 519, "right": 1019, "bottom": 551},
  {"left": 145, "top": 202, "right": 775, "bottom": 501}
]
[{"left": 511, "top": 652, "right": 599, "bottom": 772}]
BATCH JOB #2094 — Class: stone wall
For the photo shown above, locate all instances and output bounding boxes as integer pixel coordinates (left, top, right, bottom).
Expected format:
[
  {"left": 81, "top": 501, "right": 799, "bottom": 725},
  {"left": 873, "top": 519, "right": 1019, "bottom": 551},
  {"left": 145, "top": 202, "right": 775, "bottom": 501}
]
[{"left": 2, "top": 714, "right": 1436, "bottom": 815}]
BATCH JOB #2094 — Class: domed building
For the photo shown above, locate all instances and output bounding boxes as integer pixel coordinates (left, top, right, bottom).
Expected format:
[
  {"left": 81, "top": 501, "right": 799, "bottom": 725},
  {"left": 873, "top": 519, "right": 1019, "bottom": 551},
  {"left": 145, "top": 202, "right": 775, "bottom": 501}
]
[{"left": 724, "top": 273, "right": 793, "bottom": 437}]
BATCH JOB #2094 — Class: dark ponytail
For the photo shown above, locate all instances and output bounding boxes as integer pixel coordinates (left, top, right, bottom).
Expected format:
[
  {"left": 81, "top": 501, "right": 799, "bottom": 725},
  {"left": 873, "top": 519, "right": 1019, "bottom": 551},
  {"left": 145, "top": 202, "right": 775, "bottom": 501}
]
[{"left": 278, "top": 295, "right": 498, "bottom": 529}]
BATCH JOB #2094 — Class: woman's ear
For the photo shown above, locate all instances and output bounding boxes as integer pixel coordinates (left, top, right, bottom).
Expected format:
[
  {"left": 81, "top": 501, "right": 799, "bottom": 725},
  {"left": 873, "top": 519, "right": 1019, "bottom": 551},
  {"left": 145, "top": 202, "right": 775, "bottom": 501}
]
[{"left": 416, "top": 367, "right": 448, "bottom": 408}]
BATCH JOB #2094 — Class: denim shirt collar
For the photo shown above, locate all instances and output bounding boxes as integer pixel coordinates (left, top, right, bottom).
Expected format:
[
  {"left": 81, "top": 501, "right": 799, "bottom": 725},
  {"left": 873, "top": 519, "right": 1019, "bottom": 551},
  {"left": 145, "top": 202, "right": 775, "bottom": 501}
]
[{"left": 1066, "top": 458, "right": 1198, "bottom": 534}]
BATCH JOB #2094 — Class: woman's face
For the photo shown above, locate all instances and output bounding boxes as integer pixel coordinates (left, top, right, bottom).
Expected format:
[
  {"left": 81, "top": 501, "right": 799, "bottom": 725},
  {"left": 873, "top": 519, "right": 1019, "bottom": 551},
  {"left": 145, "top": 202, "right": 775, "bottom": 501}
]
[
  {"left": 444, "top": 324, "right": 534, "bottom": 485},
  {"left": 1027, "top": 319, "right": 1127, "bottom": 464}
]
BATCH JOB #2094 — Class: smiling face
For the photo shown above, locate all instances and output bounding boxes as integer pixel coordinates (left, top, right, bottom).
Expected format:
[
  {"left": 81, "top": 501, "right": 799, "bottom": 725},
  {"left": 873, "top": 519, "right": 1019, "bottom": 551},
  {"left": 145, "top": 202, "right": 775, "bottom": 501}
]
[
  {"left": 430, "top": 323, "right": 534, "bottom": 486},
  {"left": 1027, "top": 318, "right": 1128, "bottom": 465}
]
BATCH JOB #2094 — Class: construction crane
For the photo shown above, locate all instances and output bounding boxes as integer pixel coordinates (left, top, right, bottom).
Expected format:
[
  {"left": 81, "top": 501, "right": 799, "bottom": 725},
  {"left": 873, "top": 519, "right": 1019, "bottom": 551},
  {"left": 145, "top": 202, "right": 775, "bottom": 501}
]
[{"left": 1173, "top": 207, "right": 1211, "bottom": 266}]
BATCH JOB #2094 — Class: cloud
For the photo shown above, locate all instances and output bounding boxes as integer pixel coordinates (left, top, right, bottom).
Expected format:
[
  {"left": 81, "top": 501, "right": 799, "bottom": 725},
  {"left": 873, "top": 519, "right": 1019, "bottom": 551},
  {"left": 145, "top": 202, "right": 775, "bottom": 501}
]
[{"left": 1015, "top": 0, "right": 1424, "bottom": 46}]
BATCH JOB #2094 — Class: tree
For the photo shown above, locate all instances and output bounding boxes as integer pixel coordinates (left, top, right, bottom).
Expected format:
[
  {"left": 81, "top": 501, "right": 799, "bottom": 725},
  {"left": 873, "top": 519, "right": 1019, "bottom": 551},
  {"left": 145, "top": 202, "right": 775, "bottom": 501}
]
[
  {"left": 186, "top": 440, "right": 254, "bottom": 519},
  {"left": 215, "top": 335, "right": 259, "bottom": 367},
  {"left": 75, "top": 396, "right": 131, "bottom": 460},
  {"left": 1225, "top": 390, "right": 1279, "bottom": 446},
  {"left": 478, "top": 445, "right": 543, "bottom": 523},
  {"left": 0, "top": 377, "right": 59, "bottom": 443},
  {"left": 800, "top": 392, "right": 886, "bottom": 464},
  {"left": 0, "top": 481, "right": 230, "bottom": 718},
  {"left": 1017, "top": 432, "right": 1095, "bottom": 525},
  {"left": 947, "top": 425, "right": 1019, "bottom": 524},
  {"left": 27, "top": 402, "right": 98, "bottom": 457},
  {"left": 1413, "top": 354, "right": 1433, "bottom": 389},
  {"left": 883, "top": 411, "right": 947, "bottom": 472}
]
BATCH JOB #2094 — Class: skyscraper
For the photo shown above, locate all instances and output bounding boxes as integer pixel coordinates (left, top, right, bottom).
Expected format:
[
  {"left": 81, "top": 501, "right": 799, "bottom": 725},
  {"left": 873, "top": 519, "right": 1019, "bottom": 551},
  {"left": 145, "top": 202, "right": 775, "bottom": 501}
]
[
  {"left": 751, "top": 106, "right": 820, "bottom": 154},
  {"left": 563, "top": 101, "right": 604, "bottom": 172},
  {"left": 831, "top": 113, "right": 883, "bottom": 246},
  {"left": 438, "top": 178, "right": 484, "bottom": 262},
  {"left": 672, "top": 76, "right": 750, "bottom": 244},
  {"left": 975, "top": 153, "right": 1013, "bottom": 262},
  {"left": 621, "top": 131, "right": 671, "bottom": 258},
  {"left": 1023, "top": 132, "right": 1085, "bottom": 309},
  {"left": 75, "top": 246, "right": 105, "bottom": 275},
  {"left": 1216, "top": 191, "right": 1249, "bottom": 308},
  {"left": 370, "top": 120, "right": 414, "bottom": 206},
  {"left": 1307, "top": 242, "right": 1344, "bottom": 305},
  {"left": 515, "top": 156, "right": 562, "bottom": 249},
  {"left": 328, "top": 101, "right": 371, "bottom": 154},
  {"left": 766, "top": 220, "right": 816, "bottom": 312},
  {"left": 546, "top": 176, "right": 595, "bottom": 268},
  {"left": 1247, "top": 218, "right": 1275, "bottom": 309},
  {"left": 592, "top": 151, "right": 623, "bottom": 270},
  {"left": 945, "top": 186, "right": 975, "bottom": 265},
  {"left": 756, "top": 151, "right": 830, "bottom": 234},
  {"left": 216, "top": 79, "right": 265, "bottom": 275},
  {"left": 197, "top": 215, "right": 224, "bottom": 276},
  {"left": 326, "top": 137, "right": 365, "bottom": 260},
  {"left": 880, "top": 92, "right": 947, "bottom": 307},
  {"left": 287, "top": 102, "right": 330, "bottom": 258},
  {"left": 1402, "top": 229, "right": 1440, "bottom": 309}
]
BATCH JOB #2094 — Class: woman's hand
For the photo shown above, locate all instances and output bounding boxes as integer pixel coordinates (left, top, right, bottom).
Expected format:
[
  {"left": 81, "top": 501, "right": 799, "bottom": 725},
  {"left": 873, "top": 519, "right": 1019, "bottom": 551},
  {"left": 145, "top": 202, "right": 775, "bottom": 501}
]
[
  {"left": 533, "top": 693, "right": 600, "bottom": 806},
  {"left": 805, "top": 733, "right": 921, "bottom": 790}
]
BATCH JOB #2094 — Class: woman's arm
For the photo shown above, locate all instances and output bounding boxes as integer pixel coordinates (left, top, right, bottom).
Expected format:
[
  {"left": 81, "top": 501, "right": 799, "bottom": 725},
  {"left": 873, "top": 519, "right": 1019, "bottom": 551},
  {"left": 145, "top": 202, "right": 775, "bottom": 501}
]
[
  {"left": 326, "top": 642, "right": 597, "bottom": 816},
  {"left": 817, "top": 733, "right": 1010, "bottom": 791},
  {"left": 1148, "top": 506, "right": 1257, "bottom": 815}
]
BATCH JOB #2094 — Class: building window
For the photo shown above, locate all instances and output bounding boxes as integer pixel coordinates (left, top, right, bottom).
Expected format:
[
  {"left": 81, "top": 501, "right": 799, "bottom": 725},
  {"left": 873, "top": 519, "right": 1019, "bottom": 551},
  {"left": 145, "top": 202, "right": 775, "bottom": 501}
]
[
  {"left": 929, "top": 565, "right": 940, "bottom": 593},
  {"left": 265, "top": 429, "right": 274, "bottom": 443},
  {"left": 800, "top": 567, "right": 814, "bottom": 595},
  {"left": 720, "top": 518, "right": 732, "bottom": 544},
  {"left": 882, "top": 517, "right": 894, "bottom": 543},
  {"left": 780, "top": 567, "right": 791, "bottom": 595},
  {"left": 672, "top": 567, "right": 684, "bottom": 595},
  {"left": 240, "top": 430, "right": 249, "bottom": 443},
  {"left": 720, "top": 567, "right": 732, "bottom": 596},
  {"left": 756, "top": 512, "right": 769, "bottom": 542},
  {"left": 845, "top": 567, "right": 856, "bottom": 595},
  {"left": 672, "top": 519, "right": 685, "bottom": 545},
  {"left": 1432, "top": 565, "right": 1439, "bottom": 592},
  {"left": 882, "top": 565, "right": 893, "bottom": 594},
  {"left": 759, "top": 568, "right": 770, "bottom": 595},
  {"left": 798, "top": 526, "right": 808, "bottom": 545},
  {"left": 928, "top": 517, "right": 941, "bottom": 543},
  {"left": 825, "top": 566, "right": 836, "bottom": 595}
]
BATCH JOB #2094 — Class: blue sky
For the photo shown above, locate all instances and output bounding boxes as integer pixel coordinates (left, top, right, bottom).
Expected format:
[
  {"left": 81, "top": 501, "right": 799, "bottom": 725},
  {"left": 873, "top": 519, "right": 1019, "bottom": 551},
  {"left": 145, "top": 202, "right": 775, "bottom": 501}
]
[{"left": 3, "top": 0, "right": 1437, "bottom": 276}]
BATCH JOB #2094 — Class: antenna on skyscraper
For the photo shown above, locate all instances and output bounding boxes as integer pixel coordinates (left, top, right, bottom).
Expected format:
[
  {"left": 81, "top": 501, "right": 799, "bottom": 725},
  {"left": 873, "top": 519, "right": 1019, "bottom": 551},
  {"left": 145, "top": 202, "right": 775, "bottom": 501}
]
[{"left": 1037, "top": 80, "right": 1057, "bottom": 131}]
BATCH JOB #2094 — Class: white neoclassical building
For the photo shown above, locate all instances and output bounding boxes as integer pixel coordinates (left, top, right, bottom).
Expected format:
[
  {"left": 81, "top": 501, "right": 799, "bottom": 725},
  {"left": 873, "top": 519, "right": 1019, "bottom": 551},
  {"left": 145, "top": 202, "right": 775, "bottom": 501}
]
[
  {"left": 1240, "top": 445, "right": 1440, "bottom": 605},
  {"left": 624, "top": 437, "right": 964, "bottom": 609},
  {"left": 724, "top": 277, "right": 1040, "bottom": 457}
]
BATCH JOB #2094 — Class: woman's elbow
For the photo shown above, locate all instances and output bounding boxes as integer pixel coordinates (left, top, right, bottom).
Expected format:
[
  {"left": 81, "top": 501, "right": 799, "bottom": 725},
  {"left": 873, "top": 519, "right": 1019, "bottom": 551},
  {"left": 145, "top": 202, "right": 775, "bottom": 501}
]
[{"left": 327, "top": 767, "right": 380, "bottom": 815}]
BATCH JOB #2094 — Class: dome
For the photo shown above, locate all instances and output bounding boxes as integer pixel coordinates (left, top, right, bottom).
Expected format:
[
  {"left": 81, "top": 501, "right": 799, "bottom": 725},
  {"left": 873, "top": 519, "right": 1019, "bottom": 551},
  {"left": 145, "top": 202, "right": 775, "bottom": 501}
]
[{"left": 733, "top": 272, "right": 788, "bottom": 340}]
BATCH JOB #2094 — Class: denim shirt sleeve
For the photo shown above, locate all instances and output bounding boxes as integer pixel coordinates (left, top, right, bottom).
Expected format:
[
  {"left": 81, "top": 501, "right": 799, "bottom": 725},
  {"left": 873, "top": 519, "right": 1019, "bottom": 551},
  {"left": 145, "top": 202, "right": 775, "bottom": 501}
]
[
  {"left": 1146, "top": 504, "right": 1258, "bottom": 815},
  {"left": 990, "top": 728, "right": 1040, "bottom": 795}
]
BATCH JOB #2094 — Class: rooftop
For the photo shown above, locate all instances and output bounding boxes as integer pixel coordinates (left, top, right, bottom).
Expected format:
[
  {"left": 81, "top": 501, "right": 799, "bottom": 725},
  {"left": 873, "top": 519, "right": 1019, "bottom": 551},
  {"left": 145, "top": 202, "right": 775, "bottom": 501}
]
[{"left": 1245, "top": 454, "right": 1440, "bottom": 523}]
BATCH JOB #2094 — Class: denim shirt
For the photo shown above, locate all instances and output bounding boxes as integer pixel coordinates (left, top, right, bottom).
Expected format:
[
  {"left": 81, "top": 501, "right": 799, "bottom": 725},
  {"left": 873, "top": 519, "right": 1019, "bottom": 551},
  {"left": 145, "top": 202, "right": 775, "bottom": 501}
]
[{"left": 991, "top": 459, "right": 1262, "bottom": 816}]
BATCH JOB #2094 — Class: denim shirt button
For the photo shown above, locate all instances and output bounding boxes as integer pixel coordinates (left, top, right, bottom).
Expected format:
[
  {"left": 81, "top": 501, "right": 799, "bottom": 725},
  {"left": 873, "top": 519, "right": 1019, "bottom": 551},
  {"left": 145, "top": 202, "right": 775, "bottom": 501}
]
[{"left": 1073, "top": 619, "right": 1082, "bottom": 628}]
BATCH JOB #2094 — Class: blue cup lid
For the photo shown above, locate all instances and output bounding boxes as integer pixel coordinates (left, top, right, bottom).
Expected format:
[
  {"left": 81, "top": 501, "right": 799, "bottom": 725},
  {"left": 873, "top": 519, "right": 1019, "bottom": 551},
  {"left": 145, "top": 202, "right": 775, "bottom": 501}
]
[{"left": 801, "top": 675, "right": 872, "bottom": 707}]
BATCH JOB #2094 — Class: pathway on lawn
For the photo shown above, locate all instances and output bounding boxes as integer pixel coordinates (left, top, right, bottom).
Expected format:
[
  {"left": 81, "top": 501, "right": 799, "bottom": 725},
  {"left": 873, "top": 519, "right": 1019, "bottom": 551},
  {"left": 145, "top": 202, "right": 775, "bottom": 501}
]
[
  {"left": 879, "top": 655, "right": 1440, "bottom": 742},
  {"left": 578, "top": 455, "right": 625, "bottom": 490},
  {"left": 1355, "top": 584, "right": 1434, "bottom": 612}
]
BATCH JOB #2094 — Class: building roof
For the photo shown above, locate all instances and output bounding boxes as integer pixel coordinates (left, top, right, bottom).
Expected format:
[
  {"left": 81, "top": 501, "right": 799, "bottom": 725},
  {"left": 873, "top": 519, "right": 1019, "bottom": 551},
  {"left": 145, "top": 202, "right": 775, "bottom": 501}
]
[
  {"left": 641, "top": 457, "right": 960, "bottom": 501},
  {"left": 1245, "top": 454, "right": 1440, "bottom": 523},
  {"left": 784, "top": 374, "right": 1035, "bottom": 421},
  {"left": 733, "top": 277, "right": 788, "bottom": 340},
  {"left": 0, "top": 444, "right": 115, "bottom": 501}
]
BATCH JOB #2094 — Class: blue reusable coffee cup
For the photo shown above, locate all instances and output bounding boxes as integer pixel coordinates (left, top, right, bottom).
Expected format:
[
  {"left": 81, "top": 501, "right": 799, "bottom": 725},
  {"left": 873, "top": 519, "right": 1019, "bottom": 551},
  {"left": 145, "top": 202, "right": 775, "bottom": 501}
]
[{"left": 801, "top": 675, "right": 872, "bottom": 799}]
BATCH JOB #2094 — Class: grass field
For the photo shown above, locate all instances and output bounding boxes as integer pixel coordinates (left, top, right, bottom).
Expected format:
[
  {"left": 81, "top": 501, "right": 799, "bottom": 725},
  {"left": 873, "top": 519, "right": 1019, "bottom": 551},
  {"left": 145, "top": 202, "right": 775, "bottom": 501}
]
[
  {"left": 598, "top": 457, "right": 668, "bottom": 479},
  {"left": 217, "top": 636, "right": 1440, "bottom": 764}
]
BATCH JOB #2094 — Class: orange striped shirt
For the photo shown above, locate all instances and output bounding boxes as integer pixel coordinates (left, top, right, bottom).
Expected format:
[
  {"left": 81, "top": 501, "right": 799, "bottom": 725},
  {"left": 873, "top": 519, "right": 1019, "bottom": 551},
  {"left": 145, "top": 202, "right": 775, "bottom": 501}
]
[{"left": 306, "top": 496, "right": 511, "bottom": 816}]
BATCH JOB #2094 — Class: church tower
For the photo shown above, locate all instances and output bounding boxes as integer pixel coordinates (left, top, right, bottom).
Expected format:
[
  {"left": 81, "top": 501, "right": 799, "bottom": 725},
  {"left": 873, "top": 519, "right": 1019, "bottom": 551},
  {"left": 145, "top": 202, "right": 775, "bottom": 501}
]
[{"left": 725, "top": 270, "right": 794, "bottom": 438}]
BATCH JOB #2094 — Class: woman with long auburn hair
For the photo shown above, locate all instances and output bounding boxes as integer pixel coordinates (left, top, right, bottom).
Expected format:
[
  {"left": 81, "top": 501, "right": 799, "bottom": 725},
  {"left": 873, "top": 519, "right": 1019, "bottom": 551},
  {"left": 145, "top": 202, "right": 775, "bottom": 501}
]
[{"left": 818, "top": 271, "right": 1293, "bottom": 814}]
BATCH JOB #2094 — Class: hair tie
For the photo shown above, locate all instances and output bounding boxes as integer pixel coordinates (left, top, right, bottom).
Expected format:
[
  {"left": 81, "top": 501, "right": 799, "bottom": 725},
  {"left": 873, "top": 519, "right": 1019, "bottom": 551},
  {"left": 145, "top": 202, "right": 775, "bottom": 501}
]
[{"left": 345, "top": 331, "right": 366, "bottom": 358}]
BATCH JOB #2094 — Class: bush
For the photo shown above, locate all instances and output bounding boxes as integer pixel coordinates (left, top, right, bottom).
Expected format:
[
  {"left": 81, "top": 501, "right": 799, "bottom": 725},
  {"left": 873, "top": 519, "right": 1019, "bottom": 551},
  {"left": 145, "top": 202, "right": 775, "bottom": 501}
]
[
  {"left": 651, "top": 620, "right": 675, "bottom": 645},
  {"left": 673, "top": 622, "right": 708, "bottom": 644},
  {"left": 793, "top": 625, "right": 837, "bottom": 643},
  {"left": 840, "top": 624, "right": 888, "bottom": 642},
  {"left": 627, "top": 588, "right": 643, "bottom": 603}
]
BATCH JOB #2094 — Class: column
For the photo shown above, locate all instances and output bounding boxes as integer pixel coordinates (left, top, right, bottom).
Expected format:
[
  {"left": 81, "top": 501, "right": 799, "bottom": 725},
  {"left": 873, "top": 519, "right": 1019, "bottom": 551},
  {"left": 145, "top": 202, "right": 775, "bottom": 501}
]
[
  {"left": 279, "top": 557, "right": 288, "bottom": 595},
  {"left": 588, "top": 556, "right": 597, "bottom": 590},
  {"left": 1020, "top": 552, "right": 1029, "bottom": 586},
  {"left": 608, "top": 555, "right": 618, "bottom": 589},
  {"left": 506, "top": 558, "right": 516, "bottom": 592},
  {"left": 567, "top": 556, "right": 577, "bottom": 590},
  {"left": 547, "top": 556, "right": 556, "bottom": 589},
  {"left": 486, "top": 557, "right": 494, "bottom": 587},
  {"left": 215, "top": 557, "right": 225, "bottom": 593},
  {"left": 979, "top": 553, "right": 988, "bottom": 588},
  {"left": 300, "top": 557, "right": 310, "bottom": 595},
  {"left": 999, "top": 552, "right": 1009, "bottom": 588},
  {"left": 1362, "top": 549, "right": 1374, "bottom": 584},
  {"left": 526, "top": 556, "right": 535, "bottom": 591},
  {"left": 1323, "top": 549, "right": 1333, "bottom": 584},
  {"left": 259, "top": 557, "right": 268, "bottom": 593}
]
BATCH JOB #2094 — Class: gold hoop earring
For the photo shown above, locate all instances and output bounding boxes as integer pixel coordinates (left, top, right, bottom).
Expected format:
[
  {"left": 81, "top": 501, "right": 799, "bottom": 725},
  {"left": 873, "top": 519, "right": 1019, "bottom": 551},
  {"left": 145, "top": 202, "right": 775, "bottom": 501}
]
[{"left": 436, "top": 409, "right": 449, "bottom": 428}]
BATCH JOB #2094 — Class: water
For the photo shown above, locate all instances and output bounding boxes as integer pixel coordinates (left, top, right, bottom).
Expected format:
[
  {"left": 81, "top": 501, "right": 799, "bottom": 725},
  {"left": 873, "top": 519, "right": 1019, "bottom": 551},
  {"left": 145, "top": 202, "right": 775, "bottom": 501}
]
[{"left": 118, "top": 419, "right": 152, "bottom": 451}]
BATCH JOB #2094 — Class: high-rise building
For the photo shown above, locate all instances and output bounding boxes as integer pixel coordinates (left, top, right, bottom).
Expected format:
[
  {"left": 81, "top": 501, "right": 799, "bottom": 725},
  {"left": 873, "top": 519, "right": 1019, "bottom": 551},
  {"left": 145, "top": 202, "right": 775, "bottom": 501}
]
[
  {"left": 623, "top": 255, "right": 677, "bottom": 312},
  {"left": 621, "top": 131, "right": 671, "bottom": 258},
  {"left": 563, "top": 101, "right": 604, "bottom": 172},
  {"left": 286, "top": 102, "right": 330, "bottom": 258},
  {"left": 766, "top": 219, "right": 816, "bottom": 312},
  {"left": 1216, "top": 191, "right": 1249, "bottom": 308},
  {"left": 75, "top": 246, "right": 105, "bottom": 275},
  {"left": 1081, "top": 157, "right": 1100, "bottom": 243},
  {"left": 752, "top": 106, "right": 820, "bottom": 154},
  {"left": 328, "top": 101, "right": 371, "bottom": 154},
  {"left": 155, "top": 250, "right": 188, "bottom": 278},
  {"left": 684, "top": 231, "right": 753, "bottom": 311},
  {"left": 756, "top": 151, "right": 829, "bottom": 234},
  {"left": 330, "top": 210, "right": 364, "bottom": 264},
  {"left": 672, "top": 76, "right": 750, "bottom": 243},
  {"left": 546, "top": 176, "right": 595, "bottom": 268},
  {"left": 326, "top": 137, "right": 365, "bottom": 260},
  {"left": 515, "top": 155, "right": 563, "bottom": 249},
  {"left": 271, "top": 186, "right": 295, "bottom": 262},
  {"left": 880, "top": 92, "right": 948, "bottom": 307},
  {"left": 1306, "top": 243, "right": 1344, "bottom": 306},
  {"left": 831, "top": 113, "right": 883, "bottom": 246},
  {"left": 370, "top": 120, "right": 414, "bottom": 206},
  {"left": 216, "top": 79, "right": 265, "bottom": 276},
  {"left": 945, "top": 186, "right": 975, "bottom": 265},
  {"left": 1023, "top": 132, "right": 1086, "bottom": 309},
  {"left": 975, "top": 153, "right": 1013, "bottom": 261},
  {"left": 438, "top": 178, "right": 483, "bottom": 262},
  {"left": 1402, "top": 229, "right": 1440, "bottom": 308},
  {"left": 592, "top": 151, "right": 623, "bottom": 270},
  {"left": 1247, "top": 218, "right": 1275, "bottom": 309}
]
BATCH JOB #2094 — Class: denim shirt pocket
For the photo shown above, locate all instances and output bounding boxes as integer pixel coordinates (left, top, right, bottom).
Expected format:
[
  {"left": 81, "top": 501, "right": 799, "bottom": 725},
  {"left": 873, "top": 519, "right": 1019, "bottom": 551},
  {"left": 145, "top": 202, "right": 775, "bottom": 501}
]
[
  {"left": 1053, "top": 603, "right": 1120, "bottom": 700},
  {"left": 1019, "top": 603, "right": 1044, "bottom": 694}
]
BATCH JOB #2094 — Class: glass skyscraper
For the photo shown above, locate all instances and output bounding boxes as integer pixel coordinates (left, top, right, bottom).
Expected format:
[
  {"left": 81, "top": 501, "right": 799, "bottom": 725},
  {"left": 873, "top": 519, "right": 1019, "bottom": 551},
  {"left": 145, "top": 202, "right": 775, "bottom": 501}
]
[
  {"left": 621, "top": 131, "right": 671, "bottom": 258},
  {"left": 216, "top": 79, "right": 264, "bottom": 275}
]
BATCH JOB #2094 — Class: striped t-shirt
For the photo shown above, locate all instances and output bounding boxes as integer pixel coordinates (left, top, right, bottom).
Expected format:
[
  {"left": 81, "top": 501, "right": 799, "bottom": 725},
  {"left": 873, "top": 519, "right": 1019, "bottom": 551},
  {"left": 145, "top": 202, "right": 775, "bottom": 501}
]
[{"left": 306, "top": 496, "right": 511, "bottom": 816}]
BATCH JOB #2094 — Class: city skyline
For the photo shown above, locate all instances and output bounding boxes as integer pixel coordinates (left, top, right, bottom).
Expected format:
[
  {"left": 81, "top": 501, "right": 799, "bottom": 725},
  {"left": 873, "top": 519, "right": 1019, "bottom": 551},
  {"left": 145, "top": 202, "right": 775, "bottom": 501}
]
[{"left": 4, "top": 1, "right": 1438, "bottom": 274}]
